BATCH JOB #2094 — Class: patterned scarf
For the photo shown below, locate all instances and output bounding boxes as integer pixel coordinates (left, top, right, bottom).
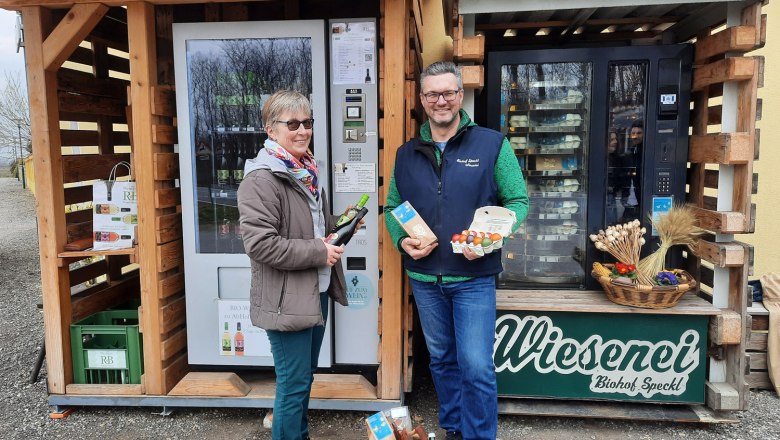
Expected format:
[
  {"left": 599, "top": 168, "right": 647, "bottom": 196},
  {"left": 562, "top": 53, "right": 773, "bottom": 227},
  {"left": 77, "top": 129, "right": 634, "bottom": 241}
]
[{"left": 263, "top": 138, "right": 319, "bottom": 200}]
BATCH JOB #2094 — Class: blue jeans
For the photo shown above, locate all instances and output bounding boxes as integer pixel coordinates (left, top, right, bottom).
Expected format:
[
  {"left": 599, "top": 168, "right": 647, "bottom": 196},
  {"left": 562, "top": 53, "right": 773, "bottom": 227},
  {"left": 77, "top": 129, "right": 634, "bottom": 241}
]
[
  {"left": 410, "top": 276, "right": 498, "bottom": 440},
  {"left": 266, "top": 292, "right": 328, "bottom": 440}
]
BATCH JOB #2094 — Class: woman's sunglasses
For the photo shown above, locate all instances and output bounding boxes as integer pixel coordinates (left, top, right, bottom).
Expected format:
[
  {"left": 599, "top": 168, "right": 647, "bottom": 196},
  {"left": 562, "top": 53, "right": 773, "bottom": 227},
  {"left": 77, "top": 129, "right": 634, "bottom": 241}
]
[{"left": 274, "top": 119, "right": 314, "bottom": 131}]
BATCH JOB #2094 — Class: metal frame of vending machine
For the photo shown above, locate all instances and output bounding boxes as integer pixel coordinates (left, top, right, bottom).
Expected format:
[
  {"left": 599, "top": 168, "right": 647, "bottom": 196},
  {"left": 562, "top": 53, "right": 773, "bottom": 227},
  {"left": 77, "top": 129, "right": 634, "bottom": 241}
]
[
  {"left": 327, "top": 18, "right": 380, "bottom": 365},
  {"left": 173, "top": 20, "right": 332, "bottom": 367},
  {"left": 485, "top": 44, "right": 693, "bottom": 290}
]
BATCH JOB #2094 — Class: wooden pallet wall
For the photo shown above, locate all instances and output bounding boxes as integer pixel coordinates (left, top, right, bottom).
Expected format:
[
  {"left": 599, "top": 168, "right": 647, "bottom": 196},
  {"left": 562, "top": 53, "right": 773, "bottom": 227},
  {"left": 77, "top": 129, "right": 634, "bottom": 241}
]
[{"left": 686, "top": 2, "right": 765, "bottom": 411}]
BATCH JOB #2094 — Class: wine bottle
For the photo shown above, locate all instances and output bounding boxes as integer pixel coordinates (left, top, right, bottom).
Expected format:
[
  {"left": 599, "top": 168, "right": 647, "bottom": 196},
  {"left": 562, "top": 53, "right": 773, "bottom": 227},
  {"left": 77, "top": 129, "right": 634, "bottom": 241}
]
[
  {"left": 334, "top": 194, "right": 370, "bottom": 227},
  {"left": 234, "top": 322, "right": 244, "bottom": 356},
  {"left": 325, "top": 202, "right": 368, "bottom": 247},
  {"left": 233, "top": 139, "right": 245, "bottom": 185},
  {"left": 95, "top": 204, "right": 131, "bottom": 215},
  {"left": 222, "top": 322, "right": 232, "bottom": 355}
]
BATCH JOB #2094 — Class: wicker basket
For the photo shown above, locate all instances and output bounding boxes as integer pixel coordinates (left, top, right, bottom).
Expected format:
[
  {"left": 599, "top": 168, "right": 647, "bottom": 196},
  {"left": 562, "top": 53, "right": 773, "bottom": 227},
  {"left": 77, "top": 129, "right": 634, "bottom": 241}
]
[{"left": 591, "top": 264, "right": 697, "bottom": 309}]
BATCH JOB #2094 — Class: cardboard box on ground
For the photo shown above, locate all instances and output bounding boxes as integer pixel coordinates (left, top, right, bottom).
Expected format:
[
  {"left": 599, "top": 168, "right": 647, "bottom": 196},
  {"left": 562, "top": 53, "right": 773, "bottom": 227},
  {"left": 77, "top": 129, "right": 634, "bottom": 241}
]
[{"left": 366, "top": 406, "right": 429, "bottom": 440}]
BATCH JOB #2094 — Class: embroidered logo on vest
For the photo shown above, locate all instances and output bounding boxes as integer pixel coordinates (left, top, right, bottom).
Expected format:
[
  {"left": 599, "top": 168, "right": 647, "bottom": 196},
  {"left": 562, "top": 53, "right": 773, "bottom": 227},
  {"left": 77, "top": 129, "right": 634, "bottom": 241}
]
[{"left": 456, "top": 158, "right": 480, "bottom": 167}]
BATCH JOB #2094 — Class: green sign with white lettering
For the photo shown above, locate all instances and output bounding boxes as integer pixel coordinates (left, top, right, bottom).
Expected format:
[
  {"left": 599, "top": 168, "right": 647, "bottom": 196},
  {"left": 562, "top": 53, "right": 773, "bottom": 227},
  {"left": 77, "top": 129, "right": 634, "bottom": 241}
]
[{"left": 494, "top": 311, "right": 708, "bottom": 403}]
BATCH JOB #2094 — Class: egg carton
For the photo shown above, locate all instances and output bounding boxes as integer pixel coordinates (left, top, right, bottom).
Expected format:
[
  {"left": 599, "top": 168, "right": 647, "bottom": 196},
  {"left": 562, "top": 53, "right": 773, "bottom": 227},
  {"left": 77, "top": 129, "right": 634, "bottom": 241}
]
[
  {"left": 534, "top": 135, "right": 581, "bottom": 149},
  {"left": 538, "top": 179, "right": 580, "bottom": 192},
  {"left": 508, "top": 115, "right": 530, "bottom": 127},
  {"left": 538, "top": 200, "right": 580, "bottom": 214},
  {"left": 536, "top": 221, "right": 579, "bottom": 235},
  {"left": 509, "top": 136, "right": 528, "bottom": 150},
  {"left": 534, "top": 114, "right": 583, "bottom": 127},
  {"left": 541, "top": 90, "right": 584, "bottom": 105}
]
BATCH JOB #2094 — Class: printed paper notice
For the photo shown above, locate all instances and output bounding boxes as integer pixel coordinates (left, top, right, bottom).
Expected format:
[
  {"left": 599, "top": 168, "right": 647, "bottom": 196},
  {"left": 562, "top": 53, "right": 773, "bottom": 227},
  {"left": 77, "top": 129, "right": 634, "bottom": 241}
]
[
  {"left": 217, "top": 300, "right": 270, "bottom": 357},
  {"left": 331, "top": 21, "right": 376, "bottom": 85},
  {"left": 333, "top": 162, "right": 375, "bottom": 193}
]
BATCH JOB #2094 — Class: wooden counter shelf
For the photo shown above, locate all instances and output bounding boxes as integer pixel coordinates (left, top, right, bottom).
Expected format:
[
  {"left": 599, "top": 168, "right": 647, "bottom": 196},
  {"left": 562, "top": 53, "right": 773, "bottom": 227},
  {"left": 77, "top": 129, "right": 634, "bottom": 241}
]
[
  {"left": 496, "top": 290, "right": 721, "bottom": 315},
  {"left": 58, "top": 246, "right": 138, "bottom": 266}
]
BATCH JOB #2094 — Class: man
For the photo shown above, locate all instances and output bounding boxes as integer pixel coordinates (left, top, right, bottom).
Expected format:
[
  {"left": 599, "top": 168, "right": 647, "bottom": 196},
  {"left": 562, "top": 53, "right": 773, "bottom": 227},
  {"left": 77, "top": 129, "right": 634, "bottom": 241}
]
[{"left": 384, "top": 61, "right": 528, "bottom": 440}]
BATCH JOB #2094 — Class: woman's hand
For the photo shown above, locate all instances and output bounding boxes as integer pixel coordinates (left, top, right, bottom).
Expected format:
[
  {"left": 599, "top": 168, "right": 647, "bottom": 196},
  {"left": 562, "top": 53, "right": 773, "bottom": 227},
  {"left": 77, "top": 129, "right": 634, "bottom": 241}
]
[
  {"left": 401, "top": 237, "right": 437, "bottom": 260},
  {"left": 321, "top": 238, "right": 344, "bottom": 266}
]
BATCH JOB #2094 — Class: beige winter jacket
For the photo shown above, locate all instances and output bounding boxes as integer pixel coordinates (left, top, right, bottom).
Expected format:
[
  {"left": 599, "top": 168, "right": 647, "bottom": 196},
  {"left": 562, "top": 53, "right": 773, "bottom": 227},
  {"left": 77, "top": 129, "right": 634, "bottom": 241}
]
[{"left": 238, "top": 168, "right": 347, "bottom": 332}]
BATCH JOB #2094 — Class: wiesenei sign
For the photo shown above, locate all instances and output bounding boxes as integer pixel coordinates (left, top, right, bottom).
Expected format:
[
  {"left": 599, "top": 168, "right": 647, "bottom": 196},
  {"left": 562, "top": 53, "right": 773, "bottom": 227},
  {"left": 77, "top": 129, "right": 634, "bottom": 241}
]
[{"left": 494, "top": 311, "right": 708, "bottom": 403}]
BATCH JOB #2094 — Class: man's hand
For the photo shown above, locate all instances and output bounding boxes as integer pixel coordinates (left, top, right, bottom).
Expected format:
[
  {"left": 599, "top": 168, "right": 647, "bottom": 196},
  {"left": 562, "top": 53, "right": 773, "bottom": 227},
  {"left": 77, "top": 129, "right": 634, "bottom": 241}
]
[
  {"left": 320, "top": 238, "right": 345, "bottom": 266},
  {"left": 461, "top": 245, "right": 484, "bottom": 261},
  {"left": 401, "top": 237, "right": 437, "bottom": 260}
]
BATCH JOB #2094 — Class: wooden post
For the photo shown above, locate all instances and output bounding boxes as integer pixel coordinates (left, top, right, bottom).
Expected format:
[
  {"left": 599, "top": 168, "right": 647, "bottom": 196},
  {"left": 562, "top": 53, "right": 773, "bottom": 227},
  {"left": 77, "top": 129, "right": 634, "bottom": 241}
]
[
  {"left": 379, "top": 0, "right": 409, "bottom": 400},
  {"left": 127, "top": 1, "right": 167, "bottom": 395},
  {"left": 22, "top": 5, "right": 72, "bottom": 394}
]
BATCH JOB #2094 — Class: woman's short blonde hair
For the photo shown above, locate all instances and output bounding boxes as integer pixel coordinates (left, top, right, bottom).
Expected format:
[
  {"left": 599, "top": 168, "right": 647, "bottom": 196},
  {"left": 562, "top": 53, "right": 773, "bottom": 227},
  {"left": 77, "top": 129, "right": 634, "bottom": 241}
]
[{"left": 262, "top": 90, "right": 311, "bottom": 132}]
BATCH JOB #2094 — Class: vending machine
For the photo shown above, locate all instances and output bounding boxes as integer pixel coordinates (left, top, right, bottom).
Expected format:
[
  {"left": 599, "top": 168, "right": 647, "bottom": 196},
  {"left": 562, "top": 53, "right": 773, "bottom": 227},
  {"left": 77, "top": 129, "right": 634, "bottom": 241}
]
[
  {"left": 173, "top": 18, "right": 379, "bottom": 367},
  {"left": 485, "top": 45, "right": 693, "bottom": 290}
]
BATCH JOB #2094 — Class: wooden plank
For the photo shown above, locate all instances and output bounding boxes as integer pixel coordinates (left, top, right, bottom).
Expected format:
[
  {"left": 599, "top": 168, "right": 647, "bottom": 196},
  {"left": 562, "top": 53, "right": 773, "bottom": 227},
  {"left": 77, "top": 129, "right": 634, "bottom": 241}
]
[
  {"left": 693, "top": 235, "right": 746, "bottom": 268},
  {"left": 42, "top": 3, "right": 109, "bottom": 71},
  {"left": 57, "top": 69, "right": 127, "bottom": 98},
  {"left": 705, "top": 381, "right": 740, "bottom": 411},
  {"left": 64, "top": 185, "right": 93, "bottom": 205},
  {"left": 748, "top": 352, "right": 767, "bottom": 370},
  {"left": 691, "top": 207, "right": 747, "bottom": 234},
  {"left": 156, "top": 212, "right": 182, "bottom": 244},
  {"left": 155, "top": 187, "right": 180, "bottom": 209},
  {"left": 154, "top": 152, "right": 179, "bottom": 180},
  {"left": 378, "top": 0, "right": 408, "bottom": 401},
  {"left": 160, "top": 327, "right": 187, "bottom": 361},
  {"left": 68, "top": 258, "right": 108, "bottom": 287},
  {"left": 310, "top": 374, "right": 377, "bottom": 400},
  {"left": 708, "top": 310, "right": 742, "bottom": 345},
  {"left": 61, "top": 153, "right": 131, "bottom": 184},
  {"left": 152, "top": 124, "right": 177, "bottom": 144},
  {"left": 65, "top": 208, "right": 91, "bottom": 226},
  {"left": 59, "top": 247, "right": 136, "bottom": 260},
  {"left": 23, "top": 6, "right": 72, "bottom": 394},
  {"left": 688, "top": 133, "right": 751, "bottom": 164},
  {"left": 222, "top": 2, "right": 248, "bottom": 21},
  {"left": 752, "top": 314, "right": 768, "bottom": 331},
  {"left": 158, "top": 270, "right": 184, "bottom": 299},
  {"left": 152, "top": 85, "right": 176, "bottom": 117},
  {"left": 65, "top": 384, "right": 145, "bottom": 395},
  {"left": 747, "top": 331, "right": 767, "bottom": 351},
  {"left": 59, "top": 91, "right": 126, "bottom": 117},
  {"left": 161, "top": 352, "right": 189, "bottom": 393},
  {"left": 70, "top": 275, "right": 140, "bottom": 322},
  {"left": 460, "top": 65, "right": 484, "bottom": 89},
  {"left": 454, "top": 35, "right": 485, "bottom": 63},
  {"left": 692, "top": 57, "right": 756, "bottom": 91},
  {"left": 157, "top": 240, "right": 183, "bottom": 273},
  {"left": 66, "top": 220, "right": 93, "bottom": 243},
  {"left": 127, "top": 1, "right": 166, "bottom": 396},
  {"left": 694, "top": 26, "right": 757, "bottom": 62},
  {"left": 160, "top": 295, "right": 186, "bottom": 334},
  {"left": 66, "top": 45, "right": 131, "bottom": 73},
  {"left": 168, "top": 372, "right": 250, "bottom": 397},
  {"left": 746, "top": 371, "right": 773, "bottom": 389},
  {"left": 733, "top": 45, "right": 759, "bottom": 230}
]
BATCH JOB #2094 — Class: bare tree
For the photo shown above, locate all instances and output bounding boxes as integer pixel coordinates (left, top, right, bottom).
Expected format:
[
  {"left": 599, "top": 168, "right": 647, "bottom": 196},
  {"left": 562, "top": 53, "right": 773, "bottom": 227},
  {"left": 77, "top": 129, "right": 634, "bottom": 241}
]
[{"left": 0, "top": 71, "right": 31, "bottom": 173}]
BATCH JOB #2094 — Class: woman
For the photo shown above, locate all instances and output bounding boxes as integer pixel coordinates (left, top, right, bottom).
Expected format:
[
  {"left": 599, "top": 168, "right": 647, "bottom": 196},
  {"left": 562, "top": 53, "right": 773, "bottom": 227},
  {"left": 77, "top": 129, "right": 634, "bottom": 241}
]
[{"left": 238, "top": 90, "right": 347, "bottom": 440}]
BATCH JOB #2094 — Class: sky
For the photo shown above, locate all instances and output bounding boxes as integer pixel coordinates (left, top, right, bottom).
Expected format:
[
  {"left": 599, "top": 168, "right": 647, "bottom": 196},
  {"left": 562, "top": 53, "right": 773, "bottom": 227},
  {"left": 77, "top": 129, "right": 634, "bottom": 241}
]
[{"left": 0, "top": 9, "right": 27, "bottom": 166}]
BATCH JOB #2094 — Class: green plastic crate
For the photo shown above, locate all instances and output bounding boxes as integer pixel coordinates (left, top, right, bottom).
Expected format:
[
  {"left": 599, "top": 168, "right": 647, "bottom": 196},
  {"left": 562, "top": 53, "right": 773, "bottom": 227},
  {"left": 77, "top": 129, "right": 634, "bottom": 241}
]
[{"left": 70, "top": 310, "right": 144, "bottom": 385}]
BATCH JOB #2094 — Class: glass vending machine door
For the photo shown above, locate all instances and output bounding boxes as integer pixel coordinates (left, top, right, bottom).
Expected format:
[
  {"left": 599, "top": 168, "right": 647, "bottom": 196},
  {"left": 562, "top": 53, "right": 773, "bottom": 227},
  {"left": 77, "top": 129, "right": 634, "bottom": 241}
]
[
  {"left": 174, "top": 21, "right": 331, "bottom": 366},
  {"left": 498, "top": 62, "right": 592, "bottom": 288},
  {"left": 605, "top": 62, "right": 648, "bottom": 227}
]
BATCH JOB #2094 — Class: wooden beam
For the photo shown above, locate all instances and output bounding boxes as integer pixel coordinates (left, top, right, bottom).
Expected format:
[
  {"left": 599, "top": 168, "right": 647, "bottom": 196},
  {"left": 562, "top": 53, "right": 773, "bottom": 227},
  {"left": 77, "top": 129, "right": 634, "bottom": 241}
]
[
  {"left": 705, "top": 381, "right": 740, "bottom": 411},
  {"left": 379, "top": 0, "right": 407, "bottom": 401},
  {"left": 42, "top": 3, "right": 109, "bottom": 71},
  {"left": 127, "top": 1, "right": 167, "bottom": 395},
  {"left": 709, "top": 310, "right": 743, "bottom": 345},
  {"left": 694, "top": 26, "right": 757, "bottom": 62},
  {"left": 461, "top": 65, "right": 484, "bottom": 89},
  {"left": 310, "top": 374, "right": 377, "bottom": 400},
  {"left": 168, "top": 372, "right": 250, "bottom": 397},
  {"left": 692, "top": 207, "right": 746, "bottom": 234},
  {"left": 688, "top": 133, "right": 751, "bottom": 165},
  {"left": 65, "top": 384, "right": 145, "bottom": 395},
  {"left": 158, "top": 270, "right": 184, "bottom": 299},
  {"left": 693, "top": 235, "right": 746, "bottom": 268},
  {"left": 692, "top": 57, "right": 756, "bottom": 91},
  {"left": 61, "top": 153, "right": 131, "bottom": 183},
  {"left": 22, "top": 5, "right": 72, "bottom": 394}
]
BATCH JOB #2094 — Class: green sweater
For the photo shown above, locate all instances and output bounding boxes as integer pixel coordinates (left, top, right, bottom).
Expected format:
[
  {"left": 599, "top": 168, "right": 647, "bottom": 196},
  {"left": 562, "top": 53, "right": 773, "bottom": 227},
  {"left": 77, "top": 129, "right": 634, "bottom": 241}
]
[{"left": 384, "top": 110, "right": 529, "bottom": 283}]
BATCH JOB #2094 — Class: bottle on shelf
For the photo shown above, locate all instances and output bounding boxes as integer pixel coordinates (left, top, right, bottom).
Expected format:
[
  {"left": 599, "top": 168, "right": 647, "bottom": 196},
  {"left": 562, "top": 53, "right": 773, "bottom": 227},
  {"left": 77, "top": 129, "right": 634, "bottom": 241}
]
[
  {"left": 233, "top": 139, "right": 245, "bottom": 185},
  {"left": 234, "top": 322, "right": 244, "bottom": 356},
  {"left": 94, "top": 231, "right": 132, "bottom": 242},
  {"left": 325, "top": 194, "right": 369, "bottom": 246},
  {"left": 110, "top": 214, "right": 138, "bottom": 224},
  {"left": 216, "top": 141, "right": 230, "bottom": 186},
  {"left": 222, "top": 322, "right": 232, "bottom": 355}
]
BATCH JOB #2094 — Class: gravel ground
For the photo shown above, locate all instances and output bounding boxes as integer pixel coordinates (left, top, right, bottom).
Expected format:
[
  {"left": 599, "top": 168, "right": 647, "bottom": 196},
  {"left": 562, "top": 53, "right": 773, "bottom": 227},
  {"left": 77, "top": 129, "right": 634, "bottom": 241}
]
[{"left": 0, "top": 176, "right": 778, "bottom": 439}]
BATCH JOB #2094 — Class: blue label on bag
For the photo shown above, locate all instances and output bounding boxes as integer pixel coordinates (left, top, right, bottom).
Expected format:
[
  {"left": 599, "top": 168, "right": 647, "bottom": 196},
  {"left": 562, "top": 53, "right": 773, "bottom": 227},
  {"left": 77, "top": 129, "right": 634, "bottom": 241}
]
[
  {"left": 391, "top": 201, "right": 417, "bottom": 225},
  {"left": 366, "top": 412, "right": 393, "bottom": 439}
]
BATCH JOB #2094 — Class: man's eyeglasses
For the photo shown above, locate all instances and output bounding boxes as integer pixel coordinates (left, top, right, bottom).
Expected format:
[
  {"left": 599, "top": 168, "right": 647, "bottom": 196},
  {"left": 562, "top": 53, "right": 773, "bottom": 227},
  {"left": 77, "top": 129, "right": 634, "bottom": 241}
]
[
  {"left": 421, "top": 90, "right": 461, "bottom": 103},
  {"left": 274, "top": 119, "right": 314, "bottom": 131}
]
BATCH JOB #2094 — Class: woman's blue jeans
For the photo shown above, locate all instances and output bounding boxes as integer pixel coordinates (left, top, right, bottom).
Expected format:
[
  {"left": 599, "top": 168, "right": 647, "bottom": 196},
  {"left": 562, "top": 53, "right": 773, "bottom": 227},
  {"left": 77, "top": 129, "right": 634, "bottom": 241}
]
[
  {"left": 266, "top": 292, "right": 328, "bottom": 440},
  {"left": 410, "top": 276, "right": 498, "bottom": 440}
]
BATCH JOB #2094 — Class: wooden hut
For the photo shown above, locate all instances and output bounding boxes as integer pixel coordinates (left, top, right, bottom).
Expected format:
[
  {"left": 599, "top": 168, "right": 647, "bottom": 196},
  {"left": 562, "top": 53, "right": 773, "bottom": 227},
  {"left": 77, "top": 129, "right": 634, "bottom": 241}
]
[{"left": 0, "top": 0, "right": 766, "bottom": 421}]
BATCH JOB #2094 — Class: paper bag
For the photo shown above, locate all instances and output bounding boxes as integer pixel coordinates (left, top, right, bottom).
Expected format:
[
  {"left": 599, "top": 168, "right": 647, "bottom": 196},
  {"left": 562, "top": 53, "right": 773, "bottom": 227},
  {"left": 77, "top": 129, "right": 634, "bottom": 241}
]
[{"left": 93, "top": 161, "right": 137, "bottom": 250}]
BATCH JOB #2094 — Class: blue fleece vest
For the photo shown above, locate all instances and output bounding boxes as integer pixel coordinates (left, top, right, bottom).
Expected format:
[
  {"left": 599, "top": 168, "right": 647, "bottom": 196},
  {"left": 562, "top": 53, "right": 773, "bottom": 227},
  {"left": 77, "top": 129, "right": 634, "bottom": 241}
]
[{"left": 394, "top": 125, "right": 504, "bottom": 278}]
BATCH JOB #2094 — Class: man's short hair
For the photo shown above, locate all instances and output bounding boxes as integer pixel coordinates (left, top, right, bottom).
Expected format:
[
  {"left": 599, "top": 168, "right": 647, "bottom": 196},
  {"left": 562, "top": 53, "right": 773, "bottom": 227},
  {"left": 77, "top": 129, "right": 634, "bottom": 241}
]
[{"left": 420, "top": 61, "right": 463, "bottom": 90}]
